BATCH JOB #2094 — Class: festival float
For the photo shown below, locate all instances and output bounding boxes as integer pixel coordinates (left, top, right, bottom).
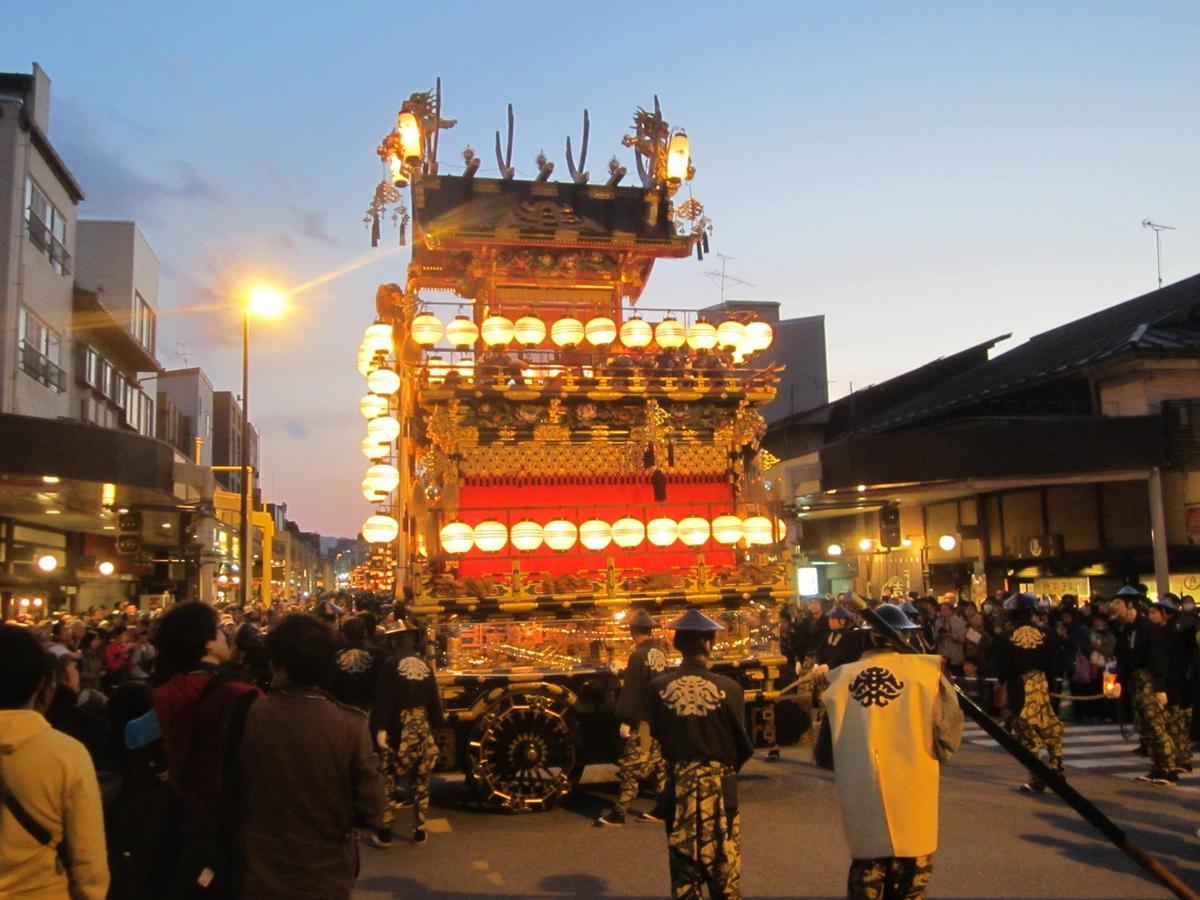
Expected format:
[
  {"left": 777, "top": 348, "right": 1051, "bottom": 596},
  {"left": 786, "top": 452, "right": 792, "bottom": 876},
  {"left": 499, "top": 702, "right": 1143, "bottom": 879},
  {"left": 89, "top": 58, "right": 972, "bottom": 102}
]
[{"left": 357, "top": 83, "right": 801, "bottom": 810}]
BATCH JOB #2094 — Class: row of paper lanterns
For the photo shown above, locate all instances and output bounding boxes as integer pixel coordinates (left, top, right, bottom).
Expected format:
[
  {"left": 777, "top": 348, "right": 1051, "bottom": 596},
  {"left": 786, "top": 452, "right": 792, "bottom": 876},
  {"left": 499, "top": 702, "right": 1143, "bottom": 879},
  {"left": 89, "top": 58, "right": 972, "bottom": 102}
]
[
  {"left": 407, "top": 312, "right": 773, "bottom": 354},
  {"left": 437, "top": 514, "right": 786, "bottom": 554}
]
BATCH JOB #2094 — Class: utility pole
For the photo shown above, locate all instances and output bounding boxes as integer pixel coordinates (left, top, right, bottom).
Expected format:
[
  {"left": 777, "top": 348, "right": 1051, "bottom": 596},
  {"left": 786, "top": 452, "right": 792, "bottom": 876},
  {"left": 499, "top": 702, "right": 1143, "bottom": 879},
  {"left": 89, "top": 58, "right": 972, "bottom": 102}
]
[{"left": 1141, "top": 220, "right": 1176, "bottom": 289}]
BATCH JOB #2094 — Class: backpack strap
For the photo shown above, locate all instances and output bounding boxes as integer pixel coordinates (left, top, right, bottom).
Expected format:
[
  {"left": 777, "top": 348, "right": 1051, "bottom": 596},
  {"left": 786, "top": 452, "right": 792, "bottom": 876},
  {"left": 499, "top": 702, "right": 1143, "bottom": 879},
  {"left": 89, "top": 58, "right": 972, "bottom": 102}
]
[{"left": 0, "top": 757, "right": 70, "bottom": 871}]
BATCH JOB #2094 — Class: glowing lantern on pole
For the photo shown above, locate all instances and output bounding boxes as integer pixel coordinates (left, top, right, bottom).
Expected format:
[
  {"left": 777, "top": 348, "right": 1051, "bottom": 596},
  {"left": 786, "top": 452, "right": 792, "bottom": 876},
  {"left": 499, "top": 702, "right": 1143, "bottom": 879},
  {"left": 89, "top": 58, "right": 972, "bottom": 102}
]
[
  {"left": 514, "top": 316, "right": 547, "bottom": 347},
  {"left": 647, "top": 517, "right": 679, "bottom": 547},
  {"left": 396, "top": 111, "right": 423, "bottom": 165},
  {"left": 410, "top": 313, "right": 443, "bottom": 347},
  {"left": 362, "top": 514, "right": 399, "bottom": 544},
  {"left": 742, "top": 515, "right": 774, "bottom": 545},
  {"left": 359, "top": 394, "right": 388, "bottom": 419},
  {"left": 445, "top": 316, "right": 479, "bottom": 347},
  {"left": 511, "top": 520, "right": 544, "bottom": 551},
  {"left": 585, "top": 317, "right": 617, "bottom": 346},
  {"left": 439, "top": 522, "right": 474, "bottom": 554},
  {"left": 366, "top": 416, "right": 401, "bottom": 443},
  {"left": 579, "top": 519, "right": 613, "bottom": 551},
  {"left": 357, "top": 346, "right": 379, "bottom": 377},
  {"left": 612, "top": 517, "right": 645, "bottom": 548},
  {"left": 686, "top": 319, "right": 718, "bottom": 350},
  {"left": 360, "top": 438, "right": 389, "bottom": 460},
  {"left": 712, "top": 515, "right": 743, "bottom": 545},
  {"left": 367, "top": 367, "right": 400, "bottom": 396},
  {"left": 666, "top": 131, "right": 690, "bottom": 188},
  {"left": 426, "top": 356, "right": 449, "bottom": 385},
  {"left": 363, "top": 323, "right": 394, "bottom": 355},
  {"left": 654, "top": 317, "right": 686, "bottom": 349},
  {"left": 551, "top": 317, "right": 585, "bottom": 348},
  {"left": 473, "top": 520, "right": 508, "bottom": 553},
  {"left": 481, "top": 315, "right": 514, "bottom": 347},
  {"left": 716, "top": 320, "right": 747, "bottom": 351},
  {"left": 619, "top": 316, "right": 653, "bottom": 349},
  {"left": 745, "top": 321, "right": 774, "bottom": 352},
  {"left": 363, "top": 464, "right": 400, "bottom": 494},
  {"left": 544, "top": 519, "right": 578, "bottom": 551},
  {"left": 678, "top": 516, "right": 711, "bottom": 546}
]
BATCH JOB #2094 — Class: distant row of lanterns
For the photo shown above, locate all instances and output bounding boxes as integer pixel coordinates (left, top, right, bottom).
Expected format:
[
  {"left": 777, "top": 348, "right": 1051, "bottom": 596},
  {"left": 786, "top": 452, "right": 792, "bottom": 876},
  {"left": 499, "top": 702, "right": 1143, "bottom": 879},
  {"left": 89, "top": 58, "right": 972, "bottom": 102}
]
[
  {"left": 408, "top": 312, "right": 773, "bottom": 354},
  {"left": 437, "top": 514, "right": 786, "bottom": 554},
  {"left": 359, "top": 323, "right": 400, "bottom": 543}
]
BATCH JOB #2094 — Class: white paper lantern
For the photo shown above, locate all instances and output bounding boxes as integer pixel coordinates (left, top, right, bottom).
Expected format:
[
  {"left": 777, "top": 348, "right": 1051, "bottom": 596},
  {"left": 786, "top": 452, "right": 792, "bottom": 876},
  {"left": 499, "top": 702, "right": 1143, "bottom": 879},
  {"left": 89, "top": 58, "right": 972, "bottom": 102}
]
[
  {"left": 410, "top": 313, "right": 443, "bottom": 347},
  {"left": 361, "top": 437, "right": 389, "bottom": 460},
  {"left": 742, "top": 515, "right": 774, "bottom": 545},
  {"left": 362, "top": 514, "right": 399, "bottom": 544},
  {"left": 361, "top": 479, "right": 387, "bottom": 502},
  {"left": 579, "top": 519, "right": 613, "bottom": 551},
  {"left": 551, "top": 317, "right": 585, "bottom": 348},
  {"left": 514, "top": 316, "right": 547, "bottom": 347},
  {"left": 440, "top": 522, "right": 474, "bottom": 554},
  {"left": 473, "top": 520, "right": 508, "bottom": 553},
  {"left": 678, "top": 516, "right": 711, "bottom": 547},
  {"left": 612, "top": 517, "right": 645, "bottom": 548},
  {"left": 363, "top": 463, "right": 400, "bottom": 494},
  {"left": 511, "top": 520, "right": 544, "bottom": 551},
  {"left": 363, "top": 323, "right": 394, "bottom": 355},
  {"left": 366, "top": 416, "right": 401, "bottom": 442},
  {"left": 712, "top": 515, "right": 743, "bottom": 545},
  {"left": 619, "top": 316, "right": 653, "bottom": 349},
  {"left": 716, "top": 320, "right": 747, "bottom": 351},
  {"left": 544, "top": 519, "right": 578, "bottom": 551},
  {"left": 686, "top": 319, "right": 718, "bottom": 350},
  {"left": 481, "top": 315, "right": 514, "bottom": 346},
  {"left": 745, "top": 321, "right": 773, "bottom": 352},
  {"left": 647, "top": 517, "right": 679, "bottom": 547},
  {"left": 654, "top": 318, "right": 686, "bottom": 349},
  {"left": 585, "top": 317, "right": 617, "bottom": 346},
  {"left": 367, "top": 367, "right": 400, "bottom": 396},
  {"left": 357, "top": 346, "right": 379, "bottom": 377},
  {"left": 427, "top": 356, "right": 449, "bottom": 385},
  {"left": 359, "top": 394, "right": 388, "bottom": 419},
  {"left": 446, "top": 316, "right": 479, "bottom": 347}
]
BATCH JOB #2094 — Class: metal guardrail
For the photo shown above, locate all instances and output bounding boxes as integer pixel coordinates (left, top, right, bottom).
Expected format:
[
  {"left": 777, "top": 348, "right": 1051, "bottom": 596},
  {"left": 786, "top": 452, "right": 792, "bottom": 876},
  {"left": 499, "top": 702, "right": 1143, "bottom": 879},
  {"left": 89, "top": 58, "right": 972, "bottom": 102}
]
[
  {"left": 18, "top": 340, "right": 65, "bottom": 392},
  {"left": 26, "top": 209, "right": 72, "bottom": 275}
]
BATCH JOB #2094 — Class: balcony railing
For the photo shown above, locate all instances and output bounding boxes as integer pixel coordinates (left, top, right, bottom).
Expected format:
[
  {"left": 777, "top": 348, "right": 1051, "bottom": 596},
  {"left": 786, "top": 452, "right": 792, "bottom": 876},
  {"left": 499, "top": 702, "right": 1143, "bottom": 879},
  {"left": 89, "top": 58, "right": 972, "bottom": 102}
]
[
  {"left": 19, "top": 340, "right": 66, "bottom": 392},
  {"left": 26, "top": 209, "right": 72, "bottom": 275}
]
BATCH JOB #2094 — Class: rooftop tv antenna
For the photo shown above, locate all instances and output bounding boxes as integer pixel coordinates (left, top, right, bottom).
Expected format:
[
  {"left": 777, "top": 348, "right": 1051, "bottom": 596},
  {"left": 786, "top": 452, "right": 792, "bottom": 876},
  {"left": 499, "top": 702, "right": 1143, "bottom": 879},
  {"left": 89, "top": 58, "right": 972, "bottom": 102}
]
[
  {"left": 1141, "top": 220, "right": 1176, "bottom": 289},
  {"left": 703, "top": 253, "right": 753, "bottom": 304},
  {"left": 174, "top": 341, "right": 193, "bottom": 366}
]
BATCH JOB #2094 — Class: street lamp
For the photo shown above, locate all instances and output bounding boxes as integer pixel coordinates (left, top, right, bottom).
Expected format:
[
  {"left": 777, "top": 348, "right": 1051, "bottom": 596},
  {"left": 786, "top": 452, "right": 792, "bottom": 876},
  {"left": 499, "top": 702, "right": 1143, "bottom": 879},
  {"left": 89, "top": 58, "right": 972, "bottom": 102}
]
[{"left": 240, "top": 281, "right": 286, "bottom": 608}]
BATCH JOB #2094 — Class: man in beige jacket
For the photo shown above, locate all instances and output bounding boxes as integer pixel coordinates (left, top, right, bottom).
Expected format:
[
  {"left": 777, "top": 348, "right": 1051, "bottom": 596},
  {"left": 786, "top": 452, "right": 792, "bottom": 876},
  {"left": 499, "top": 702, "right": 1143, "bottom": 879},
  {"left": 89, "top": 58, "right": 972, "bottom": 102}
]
[
  {"left": 818, "top": 604, "right": 963, "bottom": 900},
  {"left": 0, "top": 624, "right": 109, "bottom": 899}
]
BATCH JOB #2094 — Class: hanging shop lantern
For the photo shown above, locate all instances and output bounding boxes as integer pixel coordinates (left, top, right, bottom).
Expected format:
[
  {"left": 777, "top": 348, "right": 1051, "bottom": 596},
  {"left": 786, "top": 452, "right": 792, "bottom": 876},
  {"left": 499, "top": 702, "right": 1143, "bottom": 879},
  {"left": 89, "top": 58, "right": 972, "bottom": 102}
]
[
  {"left": 363, "top": 463, "right": 400, "bottom": 494},
  {"left": 396, "top": 111, "right": 423, "bottom": 165},
  {"left": 585, "top": 317, "right": 617, "bottom": 346},
  {"left": 647, "top": 517, "right": 679, "bottom": 547},
  {"left": 716, "top": 320, "right": 747, "bottom": 351},
  {"left": 362, "top": 514, "right": 400, "bottom": 544},
  {"left": 426, "top": 356, "right": 449, "bottom": 385},
  {"left": 544, "top": 519, "right": 578, "bottom": 551},
  {"left": 678, "top": 516, "right": 711, "bottom": 547},
  {"left": 711, "top": 515, "right": 744, "bottom": 545},
  {"left": 510, "top": 520, "right": 544, "bottom": 551},
  {"left": 473, "top": 520, "right": 508, "bottom": 553},
  {"left": 551, "top": 317, "right": 585, "bottom": 348},
  {"left": 612, "top": 516, "right": 646, "bottom": 548},
  {"left": 481, "top": 315, "right": 515, "bottom": 347},
  {"left": 654, "top": 317, "right": 686, "bottom": 349},
  {"left": 514, "top": 316, "right": 547, "bottom": 347},
  {"left": 579, "top": 519, "right": 613, "bottom": 551},
  {"left": 359, "top": 394, "right": 388, "bottom": 419},
  {"left": 666, "top": 131, "right": 691, "bottom": 187},
  {"left": 366, "top": 415, "right": 401, "bottom": 443},
  {"left": 745, "top": 321, "right": 774, "bottom": 352},
  {"left": 410, "top": 313, "right": 443, "bottom": 347},
  {"left": 445, "top": 316, "right": 479, "bottom": 347},
  {"left": 363, "top": 322, "right": 395, "bottom": 355},
  {"left": 439, "top": 521, "right": 474, "bottom": 554},
  {"left": 360, "top": 437, "right": 389, "bottom": 460},
  {"left": 742, "top": 515, "right": 774, "bottom": 545},
  {"left": 367, "top": 367, "right": 400, "bottom": 396},
  {"left": 619, "top": 316, "right": 653, "bottom": 349},
  {"left": 686, "top": 318, "right": 718, "bottom": 350}
]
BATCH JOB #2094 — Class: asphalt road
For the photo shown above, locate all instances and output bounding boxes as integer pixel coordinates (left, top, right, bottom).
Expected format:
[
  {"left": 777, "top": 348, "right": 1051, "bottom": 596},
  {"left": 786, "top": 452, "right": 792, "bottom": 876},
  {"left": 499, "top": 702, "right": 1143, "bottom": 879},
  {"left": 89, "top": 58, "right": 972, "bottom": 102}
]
[{"left": 354, "top": 736, "right": 1200, "bottom": 899}]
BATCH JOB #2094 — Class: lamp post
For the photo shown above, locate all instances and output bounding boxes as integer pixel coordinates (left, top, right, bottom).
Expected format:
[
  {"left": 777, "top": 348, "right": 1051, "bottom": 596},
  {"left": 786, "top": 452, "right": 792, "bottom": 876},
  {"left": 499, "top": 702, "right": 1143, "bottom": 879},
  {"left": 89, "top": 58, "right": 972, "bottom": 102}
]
[{"left": 239, "top": 283, "right": 285, "bottom": 609}]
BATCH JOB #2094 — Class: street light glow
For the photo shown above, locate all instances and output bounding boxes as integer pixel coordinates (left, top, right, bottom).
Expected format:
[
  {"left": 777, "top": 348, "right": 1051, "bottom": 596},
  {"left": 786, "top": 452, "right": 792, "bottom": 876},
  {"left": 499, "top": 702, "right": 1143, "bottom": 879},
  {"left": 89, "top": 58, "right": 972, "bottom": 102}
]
[
  {"left": 246, "top": 282, "right": 286, "bottom": 319},
  {"left": 938, "top": 533, "right": 958, "bottom": 552},
  {"left": 37, "top": 554, "right": 58, "bottom": 573}
]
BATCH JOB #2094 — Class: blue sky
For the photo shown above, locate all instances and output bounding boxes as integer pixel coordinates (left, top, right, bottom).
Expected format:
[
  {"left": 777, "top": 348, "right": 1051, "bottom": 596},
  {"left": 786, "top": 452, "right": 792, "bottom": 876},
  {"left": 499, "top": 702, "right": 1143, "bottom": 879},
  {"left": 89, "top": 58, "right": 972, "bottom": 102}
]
[{"left": 4, "top": 2, "right": 1199, "bottom": 537}]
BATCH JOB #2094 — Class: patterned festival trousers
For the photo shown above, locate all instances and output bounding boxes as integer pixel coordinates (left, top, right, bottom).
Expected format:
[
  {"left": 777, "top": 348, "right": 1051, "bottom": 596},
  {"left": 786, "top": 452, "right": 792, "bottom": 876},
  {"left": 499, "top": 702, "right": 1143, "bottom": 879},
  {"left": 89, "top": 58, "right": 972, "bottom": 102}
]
[
  {"left": 384, "top": 707, "right": 440, "bottom": 831},
  {"left": 1011, "top": 671, "right": 1064, "bottom": 784},
  {"left": 847, "top": 855, "right": 935, "bottom": 900},
  {"left": 614, "top": 730, "right": 667, "bottom": 815},
  {"left": 1165, "top": 704, "right": 1193, "bottom": 769},
  {"left": 667, "top": 760, "right": 741, "bottom": 900},
  {"left": 1131, "top": 669, "right": 1175, "bottom": 773}
]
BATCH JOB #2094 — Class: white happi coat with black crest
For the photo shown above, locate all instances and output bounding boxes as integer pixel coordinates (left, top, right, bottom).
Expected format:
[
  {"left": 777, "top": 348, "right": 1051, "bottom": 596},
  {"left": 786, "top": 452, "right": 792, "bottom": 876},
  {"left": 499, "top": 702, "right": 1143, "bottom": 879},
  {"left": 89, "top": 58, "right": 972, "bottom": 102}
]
[{"left": 822, "top": 651, "right": 948, "bottom": 859}]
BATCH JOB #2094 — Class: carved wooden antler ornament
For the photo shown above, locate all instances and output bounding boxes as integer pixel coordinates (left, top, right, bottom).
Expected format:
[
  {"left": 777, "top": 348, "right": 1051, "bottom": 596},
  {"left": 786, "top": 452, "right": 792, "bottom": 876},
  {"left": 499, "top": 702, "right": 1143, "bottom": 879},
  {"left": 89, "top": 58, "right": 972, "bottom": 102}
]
[
  {"left": 494, "top": 104, "right": 516, "bottom": 180},
  {"left": 565, "top": 110, "right": 590, "bottom": 184}
]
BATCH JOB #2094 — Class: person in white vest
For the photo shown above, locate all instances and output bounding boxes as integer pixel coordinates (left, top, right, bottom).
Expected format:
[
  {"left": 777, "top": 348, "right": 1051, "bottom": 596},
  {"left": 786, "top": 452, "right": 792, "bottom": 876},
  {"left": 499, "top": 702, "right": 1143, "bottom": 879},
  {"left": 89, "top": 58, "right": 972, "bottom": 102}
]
[{"left": 817, "top": 604, "right": 963, "bottom": 899}]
